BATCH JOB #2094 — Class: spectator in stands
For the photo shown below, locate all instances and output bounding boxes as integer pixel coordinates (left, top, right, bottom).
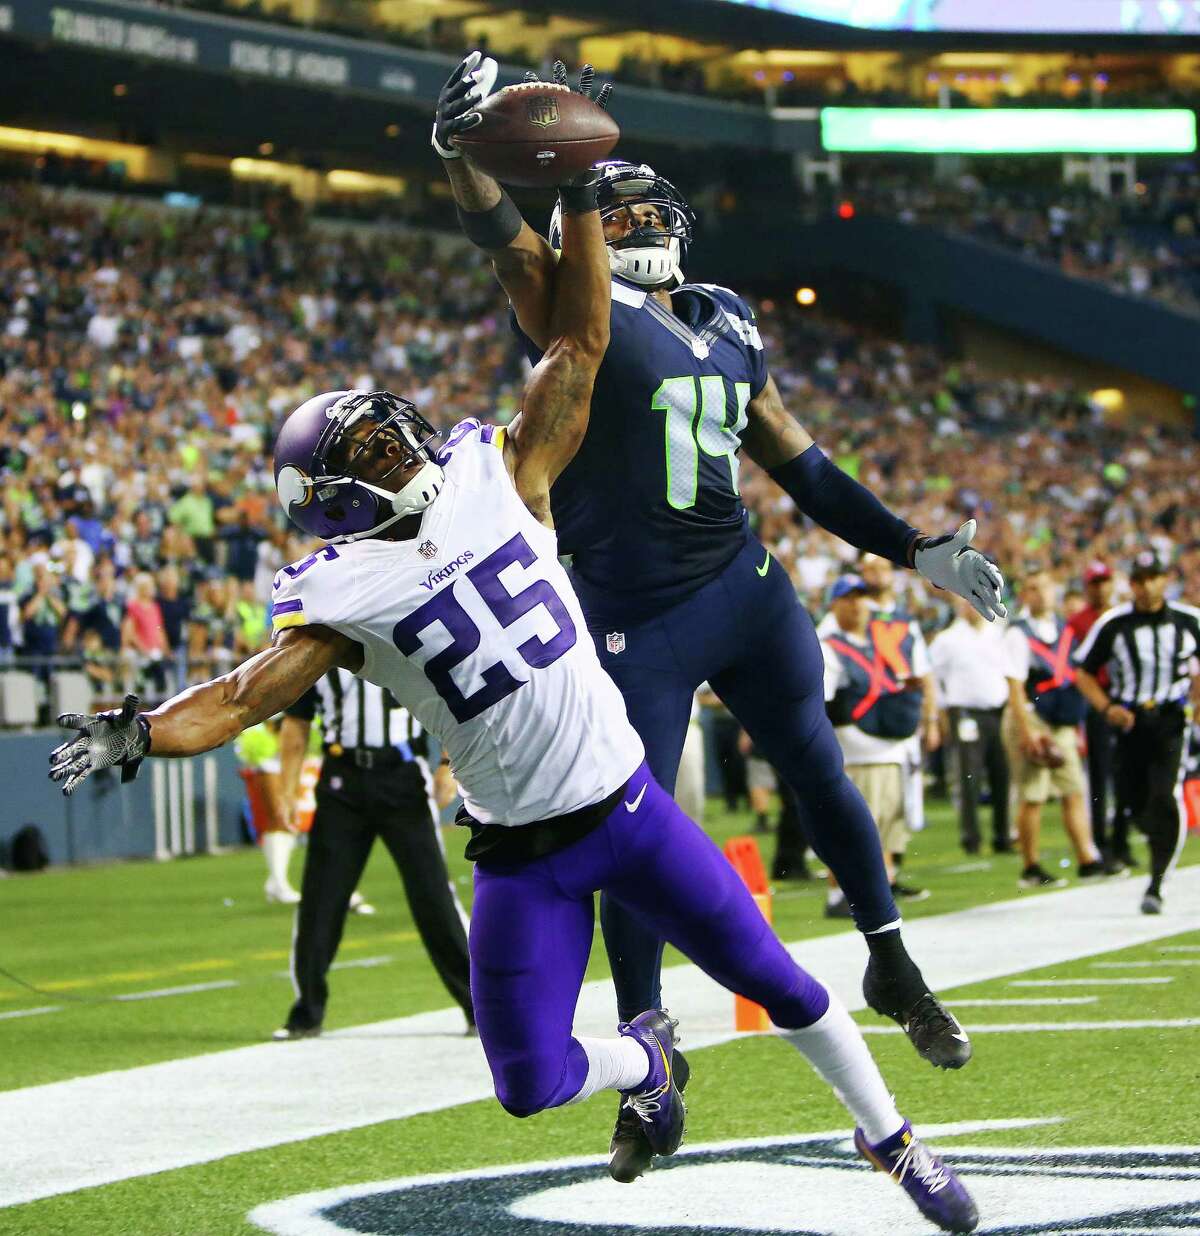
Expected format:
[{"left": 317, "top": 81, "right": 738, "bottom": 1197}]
[
  {"left": 155, "top": 566, "right": 191, "bottom": 661},
  {"left": 0, "top": 554, "right": 17, "bottom": 663},
  {"left": 170, "top": 475, "right": 217, "bottom": 564},
  {"left": 122, "top": 572, "right": 170, "bottom": 696},
  {"left": 19, "top": 563, "right": 66, "bottom": 678}
]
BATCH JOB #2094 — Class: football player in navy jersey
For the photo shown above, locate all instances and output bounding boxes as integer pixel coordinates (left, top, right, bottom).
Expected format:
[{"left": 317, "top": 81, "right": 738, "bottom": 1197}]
[{"left": 436, "top": 53, "right": 1006, "bottom": 1182}]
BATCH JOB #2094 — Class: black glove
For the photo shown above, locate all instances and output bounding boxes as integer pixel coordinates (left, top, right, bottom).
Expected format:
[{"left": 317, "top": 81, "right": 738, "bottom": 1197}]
[
  {"left": 433, "top": 50, "right": 498, "bottom": 160},
  {"left": 525, "top": 61, "right": 613, "bottom": 112},
  {"left": 525, "top": 62, "right": 613, "bottom": 209},
  {"left": 49, "top": 694, "right": 151, "bottom": 796}
]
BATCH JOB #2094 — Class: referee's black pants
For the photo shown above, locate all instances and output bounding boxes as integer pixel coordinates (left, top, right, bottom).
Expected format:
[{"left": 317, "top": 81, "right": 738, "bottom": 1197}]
[
  {"left": 1113, "top": 704, "right": 1187, "bottom": 894},
  {"left": 947, "top": 705, "right": 1010, "bottom": 853},
  {"left": 286, "top": 753, "right": 472, "bottom": 1032},
  {"left": 1084, "top": 707, "right": 1118, "bottom": 855}
]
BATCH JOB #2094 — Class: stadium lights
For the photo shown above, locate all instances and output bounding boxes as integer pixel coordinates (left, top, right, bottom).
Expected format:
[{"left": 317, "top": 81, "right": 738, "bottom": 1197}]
[
  {"left": 795, "top": 287, "right": 817, "bottom": 306},
  {"left": 821, "top": 108, "right": 1198, "bottom": 155}
]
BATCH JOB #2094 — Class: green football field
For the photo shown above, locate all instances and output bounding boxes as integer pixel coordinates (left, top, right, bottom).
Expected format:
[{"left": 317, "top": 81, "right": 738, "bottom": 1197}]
[{"left": 1, "top": 798, "right": 1198, "bottom": 1236}]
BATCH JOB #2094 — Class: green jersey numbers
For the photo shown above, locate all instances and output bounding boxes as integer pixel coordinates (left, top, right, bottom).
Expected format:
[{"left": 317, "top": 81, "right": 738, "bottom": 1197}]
[{"left": 651, "top": 376, "right": 750, "bottom": 511}]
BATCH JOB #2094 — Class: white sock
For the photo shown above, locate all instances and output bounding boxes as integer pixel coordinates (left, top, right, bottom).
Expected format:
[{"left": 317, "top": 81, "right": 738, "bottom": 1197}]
[
  {"left": 562, "top": 1035, "right": 650, "bottom": 1105},
  {"left": 263, "top": 831, "right": 295, "bottom": 888},
  {"left": 779, "top": 991, "right": 904, "bottom": 1145},
  {"left": 826, "top": 888, "right": 845, "bottom": 908}
]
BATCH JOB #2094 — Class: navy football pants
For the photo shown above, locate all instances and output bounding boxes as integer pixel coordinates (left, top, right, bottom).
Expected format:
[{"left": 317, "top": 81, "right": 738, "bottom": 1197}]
[{"left": 582, "top": 535, "right": 899, "bottom": 1023}]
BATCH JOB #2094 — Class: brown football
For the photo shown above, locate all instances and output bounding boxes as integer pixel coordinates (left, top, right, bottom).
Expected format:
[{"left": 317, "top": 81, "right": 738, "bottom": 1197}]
[{"left": 453, "top": 82, "right": 619, "bottom": 189}]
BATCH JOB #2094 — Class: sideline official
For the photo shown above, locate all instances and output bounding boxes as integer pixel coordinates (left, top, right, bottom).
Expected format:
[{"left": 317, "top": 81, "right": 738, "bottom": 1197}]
[
  {"left": 274, "top": 669, "right": 473, "bottom": 1038},
  {"left": 1075, "top": 553, "right": 1200, "bottom": 914}
]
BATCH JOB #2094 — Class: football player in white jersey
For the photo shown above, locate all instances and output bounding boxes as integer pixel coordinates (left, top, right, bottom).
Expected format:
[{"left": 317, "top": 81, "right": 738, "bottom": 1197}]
[{"left": 50, "top": 93, "right": 977, "bottom": 1231}]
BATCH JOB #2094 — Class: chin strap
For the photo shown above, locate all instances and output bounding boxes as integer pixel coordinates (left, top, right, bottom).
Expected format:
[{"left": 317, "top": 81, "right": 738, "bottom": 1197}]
[{"left": 329, "top": 459, "right": 447, "bottom": 544}]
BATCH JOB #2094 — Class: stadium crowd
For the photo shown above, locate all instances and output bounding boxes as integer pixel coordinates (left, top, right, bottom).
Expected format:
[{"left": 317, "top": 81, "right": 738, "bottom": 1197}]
[
  {"left": 837, "top": 173, "right": 1200, "bottom": 316},
  {"left": 0, "top": 184, "right": 1196, "bottom": 716}
]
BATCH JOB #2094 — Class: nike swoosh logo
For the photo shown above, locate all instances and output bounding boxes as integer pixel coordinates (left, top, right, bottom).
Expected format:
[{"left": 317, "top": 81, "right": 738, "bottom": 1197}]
[
  {"left": 624, "top": 784, "right": 647, "bottom": 813},
  {"left": 756, "top": 551, "right": 771, "bottom": 577},
  {"left": 951, "top": 1032, "right": 970, "bottom": 1042}
]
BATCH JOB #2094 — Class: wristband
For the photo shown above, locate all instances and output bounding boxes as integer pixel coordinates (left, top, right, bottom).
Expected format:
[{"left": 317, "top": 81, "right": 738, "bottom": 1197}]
[
  {"left": 558, "top": 174, "right": 600, "bottom": 215},
  {"left": 456, "top": 192, "right": 523, "bottom": 250}
]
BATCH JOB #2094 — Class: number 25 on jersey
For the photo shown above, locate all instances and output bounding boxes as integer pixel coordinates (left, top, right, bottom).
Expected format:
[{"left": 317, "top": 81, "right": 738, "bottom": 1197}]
[{"left": 392, "top": 532, "right": 577, "bottom": 723}]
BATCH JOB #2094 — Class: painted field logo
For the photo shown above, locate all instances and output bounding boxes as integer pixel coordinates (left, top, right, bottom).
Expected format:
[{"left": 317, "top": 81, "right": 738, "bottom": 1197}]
[{"left": 248, "top": 1125, "right": 1200, "bottom": 1236}]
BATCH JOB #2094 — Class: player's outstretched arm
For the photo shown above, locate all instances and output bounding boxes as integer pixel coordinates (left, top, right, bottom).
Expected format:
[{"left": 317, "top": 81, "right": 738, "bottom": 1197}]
[
  {"left": 435, "top": 52, "right": 559, "bottom": 349},
  {"left": 48, "top": 626, "right": 359, "bottom": 795},
  {"left": 503, "top": 174, "right": 610, "bottom": 527},
  {"left": 743, "top": 374, "right": 1006, "bottom": 620}
]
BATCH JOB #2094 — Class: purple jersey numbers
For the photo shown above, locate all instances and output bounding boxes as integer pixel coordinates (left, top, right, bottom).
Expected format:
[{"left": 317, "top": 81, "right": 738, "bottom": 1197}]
[
  {"left": 280, "top": 546, "right": 340, "bottom": 580},
  {"left": 392, "top": 533, "right": 577, "bottom": 723}
]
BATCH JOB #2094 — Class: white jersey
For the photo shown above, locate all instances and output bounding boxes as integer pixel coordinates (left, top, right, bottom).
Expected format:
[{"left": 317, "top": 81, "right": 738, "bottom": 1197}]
[{"left": 271, "top": 420, "right": 644, "bottom": 826}]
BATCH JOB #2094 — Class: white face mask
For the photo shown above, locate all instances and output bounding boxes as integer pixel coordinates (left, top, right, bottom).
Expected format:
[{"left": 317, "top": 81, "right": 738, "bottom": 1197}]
[{"left": 607, "top": 236, "right": 683, "bottom": 290}]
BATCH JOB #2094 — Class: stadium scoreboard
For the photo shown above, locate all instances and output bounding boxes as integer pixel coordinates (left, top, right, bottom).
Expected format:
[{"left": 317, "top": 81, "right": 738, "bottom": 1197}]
[
  {"left": 821, "top": 108, "right": 1199, "bottom": 155},
  {"left": 707, "top": 0, "right": 1200, "bottom": 34}
]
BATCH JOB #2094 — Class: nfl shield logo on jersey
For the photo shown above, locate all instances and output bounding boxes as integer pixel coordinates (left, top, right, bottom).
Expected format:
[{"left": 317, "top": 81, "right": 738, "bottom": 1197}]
[
  {"left": 418, "top": 540, "right": 438, "bottom": 560},
  {"left": 606, "top": 631, "right": 626, "bottom": 655}
]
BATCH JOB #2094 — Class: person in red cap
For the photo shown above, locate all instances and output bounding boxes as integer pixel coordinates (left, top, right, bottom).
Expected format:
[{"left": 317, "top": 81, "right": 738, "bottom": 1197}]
[{"left": 1066, "top": 562, "right": 1125, "bottom": 866}]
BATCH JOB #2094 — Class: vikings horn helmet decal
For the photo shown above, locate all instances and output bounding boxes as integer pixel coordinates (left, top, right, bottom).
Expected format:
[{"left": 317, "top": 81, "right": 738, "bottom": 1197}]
[
  {"left": 549, "top": 160, "right": 696, "bottom": 291},
  {"left": 273, "top": 390, "right": 445, "bottom": 543}
]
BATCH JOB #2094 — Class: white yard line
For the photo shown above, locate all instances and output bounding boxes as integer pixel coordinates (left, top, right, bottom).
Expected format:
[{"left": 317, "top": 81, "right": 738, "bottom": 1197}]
[
  {"left": 1160, "top": 944, "right": 1200, "bottom": 952},
  {"left": 1013, "top": 977, "right": 1175, "bottom": 987},
  {"left": 0, "top": 1006, "right": 62, "bottom": 1022},
  {"left": 945, "top": 997, "right": 1098, "bottom": 1007},
  {"left": 114, "top": 980, "right": 240, "bottom": 1002},
  {"left": 0, "top": 864, "right": 1196, "bottom": 1210},
  {"left": 1091, "top": 959, "right": 1200, "bottom": 968}
]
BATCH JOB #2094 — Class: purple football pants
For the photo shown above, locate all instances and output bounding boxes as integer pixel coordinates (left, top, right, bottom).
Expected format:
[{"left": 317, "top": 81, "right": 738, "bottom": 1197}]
[{"left": 470, "top": 762, "right": 830, "bottom": 1118}]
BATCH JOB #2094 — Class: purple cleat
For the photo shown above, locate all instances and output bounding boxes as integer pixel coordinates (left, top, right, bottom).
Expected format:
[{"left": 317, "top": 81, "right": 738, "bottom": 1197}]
[
  {"left": 616, "top": 1010, "right": 686, "bottom": 1159},
  {"left": 855, "top": 1120, "right": 979, "bottom": 1233}
]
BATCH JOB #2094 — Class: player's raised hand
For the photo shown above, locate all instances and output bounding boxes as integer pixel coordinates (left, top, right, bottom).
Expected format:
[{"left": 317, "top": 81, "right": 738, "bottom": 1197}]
[
  {"left": 49, "top": 694, "right": 151, "bottom": 796},
  {"left": 914, "top": 520, "right": 1007, "bottom": 622},
  {"left": 433, "top": 50, "right": 499, "bottom": 159},
  {"left": 526, "top": 61, "right": 613, "bottom": 111}
]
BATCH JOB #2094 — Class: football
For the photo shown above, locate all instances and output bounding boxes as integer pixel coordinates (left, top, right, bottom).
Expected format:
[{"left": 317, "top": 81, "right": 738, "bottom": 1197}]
[{"left": 453, "top": 82, "right": 620, "bottom": 189}]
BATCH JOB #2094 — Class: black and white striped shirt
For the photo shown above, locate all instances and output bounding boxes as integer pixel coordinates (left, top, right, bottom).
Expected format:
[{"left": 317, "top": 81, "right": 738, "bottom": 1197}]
[
  {"left": 1075, "top": 602, "right": 1200, "bottom": 708},
  {"left": 286, "top": 669, "right": 424, "bottom": 756}
]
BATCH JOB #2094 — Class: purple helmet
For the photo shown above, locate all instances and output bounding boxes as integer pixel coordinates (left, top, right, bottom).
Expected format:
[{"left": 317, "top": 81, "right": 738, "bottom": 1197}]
[{"left": 273, "top": 390, "right": 445, "bottom": 542}]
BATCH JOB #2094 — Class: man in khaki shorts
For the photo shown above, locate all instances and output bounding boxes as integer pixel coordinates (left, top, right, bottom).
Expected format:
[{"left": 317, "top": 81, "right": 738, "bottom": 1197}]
[
  {"left": 820, "top": 575, "right": 930, "bottom": 915},
  {"left": 1002, "top": 570, "right": 1114, "bottom": 889}
]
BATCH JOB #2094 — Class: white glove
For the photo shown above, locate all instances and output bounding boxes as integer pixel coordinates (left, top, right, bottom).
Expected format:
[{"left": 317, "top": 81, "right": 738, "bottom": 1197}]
[
  {"left": 914, "top": 519, "right": 1007, "bottom": 622},
  {"left": 432, "top": 50, "right": 499, "bottom": 160}
]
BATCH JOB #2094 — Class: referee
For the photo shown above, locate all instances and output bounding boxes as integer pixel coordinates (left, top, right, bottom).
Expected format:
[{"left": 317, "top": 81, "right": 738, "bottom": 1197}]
[
  {"left": 1075, "top": 552, "right": 1200, "bottom": 914},
  {"left": 273, "top": 669, "right": 473, "bottom": 1038}
]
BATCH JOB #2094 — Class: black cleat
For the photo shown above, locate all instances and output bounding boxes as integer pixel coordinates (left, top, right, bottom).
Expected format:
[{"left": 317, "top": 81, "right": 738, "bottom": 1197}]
[
  {"left": 608, "top": 1047, "right": 689, "bottom": 1183},
  {"left": 864, "top": 965, "right": 972, "bottom": 1070}
]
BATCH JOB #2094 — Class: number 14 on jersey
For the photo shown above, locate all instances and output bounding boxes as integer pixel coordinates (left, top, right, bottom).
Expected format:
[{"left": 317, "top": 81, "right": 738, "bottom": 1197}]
[{"left": 652, "top": 375, "right": 750, "bottom": 511}]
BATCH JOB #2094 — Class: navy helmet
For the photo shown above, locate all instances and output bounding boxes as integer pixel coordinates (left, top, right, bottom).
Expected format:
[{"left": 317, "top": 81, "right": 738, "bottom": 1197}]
[
  {"left": 549, "top": 159, "right": 696, "bottom": 290},
  {"left": 273, "top": 390, "right": 445, "bottom": 542}
]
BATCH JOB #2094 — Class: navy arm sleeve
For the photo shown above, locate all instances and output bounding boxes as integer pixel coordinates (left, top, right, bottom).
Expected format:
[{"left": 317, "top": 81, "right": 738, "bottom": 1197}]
[{"left": 769, "top": 444, "right": 921, "bottom": 567}]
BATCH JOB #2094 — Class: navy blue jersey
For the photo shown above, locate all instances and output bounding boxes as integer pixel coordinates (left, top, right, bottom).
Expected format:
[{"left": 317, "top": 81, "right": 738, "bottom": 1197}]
[{"left": 514, "top": 276, "right": 769, "bottom": 627}]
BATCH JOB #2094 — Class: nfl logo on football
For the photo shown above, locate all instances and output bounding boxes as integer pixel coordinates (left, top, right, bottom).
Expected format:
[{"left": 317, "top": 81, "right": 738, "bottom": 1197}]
[
  {"left": 606, "top": 632, "right": 625, "bottom": 655},
  {"left": 418, "top": 540, "right": 438, "bottom": 560},
  {"left": 526, "top": 96, "right": 559, "bottom": 128}
]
